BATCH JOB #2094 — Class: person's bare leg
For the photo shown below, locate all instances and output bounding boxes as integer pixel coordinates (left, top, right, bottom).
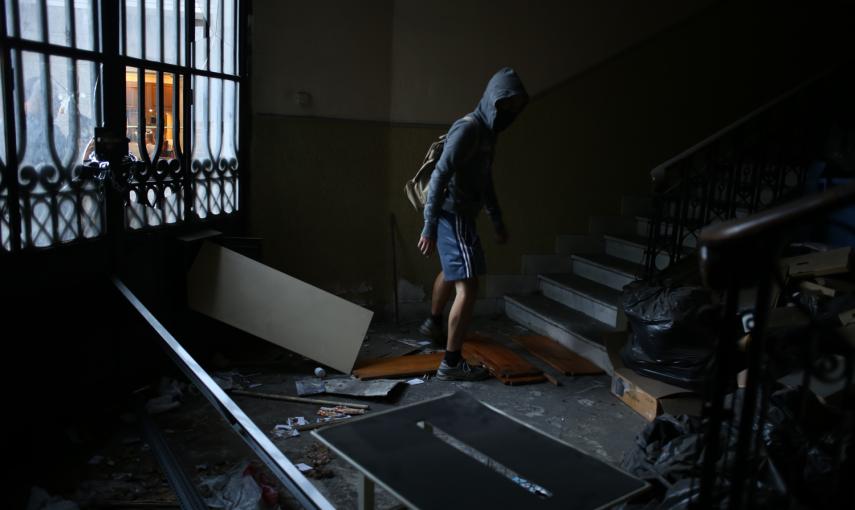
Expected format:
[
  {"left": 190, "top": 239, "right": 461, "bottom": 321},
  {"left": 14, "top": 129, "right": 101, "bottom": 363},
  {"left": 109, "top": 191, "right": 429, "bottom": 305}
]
[
  {"left": 446, "top": 277, "right": 479, "bottom": 353},
  {"left": 430, "top": 271, "right": 454, "bottom": 317}
]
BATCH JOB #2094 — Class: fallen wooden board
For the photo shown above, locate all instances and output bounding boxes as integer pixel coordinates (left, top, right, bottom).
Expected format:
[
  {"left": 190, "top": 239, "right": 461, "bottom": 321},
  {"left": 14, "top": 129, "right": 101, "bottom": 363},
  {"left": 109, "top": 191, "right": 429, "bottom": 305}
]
[
  {"left": 463, "top": 333, "right": 543, "bottom": 378},
  {"left": 187, "top": 242, "right": 373, "bottom": 374},
  {"left": 498, "top": 374, "right": 547, "bottom": 386},
  {"left": 352, "top": 353, "right": 445, "bottom": 380},
  {"left": 511, "top": 335, "right": 604, "bottom": 376}
]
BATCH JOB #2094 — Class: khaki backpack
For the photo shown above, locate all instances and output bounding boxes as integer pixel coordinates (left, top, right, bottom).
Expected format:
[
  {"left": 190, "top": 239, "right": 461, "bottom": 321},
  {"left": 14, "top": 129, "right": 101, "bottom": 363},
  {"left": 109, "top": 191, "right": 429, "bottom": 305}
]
[{"left": 404, "top": 116, "right": 475, "bottom": 211}]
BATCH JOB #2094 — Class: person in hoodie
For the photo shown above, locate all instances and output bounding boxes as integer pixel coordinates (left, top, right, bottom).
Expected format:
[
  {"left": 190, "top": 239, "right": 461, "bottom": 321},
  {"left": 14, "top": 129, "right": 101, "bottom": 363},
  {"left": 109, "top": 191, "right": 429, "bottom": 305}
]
[{"left": 417, "top": 67, "right": 528, "bottom": 381}]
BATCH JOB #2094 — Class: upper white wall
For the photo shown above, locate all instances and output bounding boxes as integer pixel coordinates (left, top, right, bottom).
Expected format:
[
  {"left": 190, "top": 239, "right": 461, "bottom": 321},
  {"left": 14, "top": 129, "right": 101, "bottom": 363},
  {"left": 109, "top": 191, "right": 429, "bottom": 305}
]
[{"left": 252, "top": 0, "right": 714, "bottom": 124}]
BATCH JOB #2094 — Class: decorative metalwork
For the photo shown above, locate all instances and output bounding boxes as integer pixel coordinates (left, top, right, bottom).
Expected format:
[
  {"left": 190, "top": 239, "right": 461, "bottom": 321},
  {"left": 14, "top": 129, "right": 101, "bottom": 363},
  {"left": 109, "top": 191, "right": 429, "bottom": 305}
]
[
  {"left": 191, "top": 75, "right": 238, "bottom": 219},
  {"left": 120, "top": 0, "right": 240, "bottom": 229},
  {"left": 4, "top": 0, "right": 106, "bottom": 249},
  {"left": 644, "top": 127, "right": 808, "bottom": 276}
]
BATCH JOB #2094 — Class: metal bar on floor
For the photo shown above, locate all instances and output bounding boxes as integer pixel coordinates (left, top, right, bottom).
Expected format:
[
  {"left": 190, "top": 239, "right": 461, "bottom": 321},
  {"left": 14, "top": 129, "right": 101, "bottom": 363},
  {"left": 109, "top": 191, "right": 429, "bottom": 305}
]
[
  {"left": 137, "top": 404, "right": 208, "bottom": 510},
  {"left": 112, "top": 277, "right": 335, "bottom": 510}
]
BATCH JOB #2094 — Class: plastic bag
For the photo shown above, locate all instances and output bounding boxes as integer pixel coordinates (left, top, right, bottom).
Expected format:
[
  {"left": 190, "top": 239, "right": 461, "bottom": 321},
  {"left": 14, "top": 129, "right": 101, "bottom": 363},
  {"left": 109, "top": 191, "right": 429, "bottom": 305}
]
[{"left": 620, "top": 282, "right": 719, "bottom": 390}]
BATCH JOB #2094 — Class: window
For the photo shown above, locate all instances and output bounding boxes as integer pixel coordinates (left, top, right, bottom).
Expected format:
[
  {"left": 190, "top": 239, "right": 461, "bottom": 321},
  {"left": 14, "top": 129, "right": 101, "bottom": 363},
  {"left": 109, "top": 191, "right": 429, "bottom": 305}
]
[{"left": 0, "top": 0, "right": 244, "bottom": 251}]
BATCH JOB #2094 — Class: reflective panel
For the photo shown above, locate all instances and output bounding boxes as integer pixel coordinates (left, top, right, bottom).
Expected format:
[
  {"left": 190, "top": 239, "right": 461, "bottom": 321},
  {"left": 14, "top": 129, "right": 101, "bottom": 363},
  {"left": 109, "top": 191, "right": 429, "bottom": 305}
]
[{"left": 10, "top": 0, "right": 97, "bottom": 50}]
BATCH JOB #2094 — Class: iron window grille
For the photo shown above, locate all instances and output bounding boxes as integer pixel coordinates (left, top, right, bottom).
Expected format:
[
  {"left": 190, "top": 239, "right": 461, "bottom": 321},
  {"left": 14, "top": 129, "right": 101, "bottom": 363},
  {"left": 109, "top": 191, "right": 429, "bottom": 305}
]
[{"left": 0, "top": 0, "right": 244, "bottom": 252}]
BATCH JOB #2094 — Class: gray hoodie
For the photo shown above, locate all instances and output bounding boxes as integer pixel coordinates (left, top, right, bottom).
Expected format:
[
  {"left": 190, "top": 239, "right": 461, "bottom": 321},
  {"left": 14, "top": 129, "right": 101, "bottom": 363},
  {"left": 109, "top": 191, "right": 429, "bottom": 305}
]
[{"left": 421, "top": 67, "right": 528, "bottom": 238}]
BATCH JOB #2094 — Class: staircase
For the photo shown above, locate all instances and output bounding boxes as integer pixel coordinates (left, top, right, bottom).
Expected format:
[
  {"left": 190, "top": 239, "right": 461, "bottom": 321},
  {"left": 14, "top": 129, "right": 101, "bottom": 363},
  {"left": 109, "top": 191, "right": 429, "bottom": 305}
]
[{"left": 502, "top": 195, "right": 656, "bottom": 373}]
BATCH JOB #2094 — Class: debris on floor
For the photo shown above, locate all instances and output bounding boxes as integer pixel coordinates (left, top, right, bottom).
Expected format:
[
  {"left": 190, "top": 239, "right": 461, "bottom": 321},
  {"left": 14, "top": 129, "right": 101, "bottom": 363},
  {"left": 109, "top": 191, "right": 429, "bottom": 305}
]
[
  {"left": 200, "top": 462, "right": 278, "bottom": 510},
  {"left": 303, "top": 444, "right": 335, "bottom": 479},
  {"left": 318, "top": 406, "right": 366, "bottom": 416},
  {"left": 26, "top": 487, "right": 79, "bottom": 510},
  {"left": 296, "top": 377, "right": 404, "bottom": 398}
]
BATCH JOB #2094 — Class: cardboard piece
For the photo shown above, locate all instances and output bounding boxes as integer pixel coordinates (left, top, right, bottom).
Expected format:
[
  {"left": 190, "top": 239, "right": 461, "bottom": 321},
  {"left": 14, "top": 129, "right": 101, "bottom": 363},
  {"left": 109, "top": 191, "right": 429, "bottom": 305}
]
[
  {"left": 783, "top": 246, "right": 852, "bottom": 278},
  {"left": 605, "top": 333, "right": 703, "bottom": 421},
  {"left": 187, "top": 242, "right": 373, "bottom": 374}
]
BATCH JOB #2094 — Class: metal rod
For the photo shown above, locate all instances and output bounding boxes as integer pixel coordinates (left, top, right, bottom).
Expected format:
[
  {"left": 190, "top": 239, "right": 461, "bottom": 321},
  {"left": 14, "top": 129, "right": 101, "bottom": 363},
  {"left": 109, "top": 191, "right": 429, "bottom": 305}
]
[
  {"left": 230, "top": 389, "right": 370, "bottom": 410},
  {"left": 112, "top": 277, "right": 335, "bottom": 510},
  {"left": 0, "top": 5, "right": 23, "bottom": 252},
  {"left": 390, "top": 213, "right": 399, "bottom": 325},
  {"left": 137, "top": 405, "right": 208, "bottom": 510},
  {"left": 2, "top": 36, "right": 240, "bottom": 81}
]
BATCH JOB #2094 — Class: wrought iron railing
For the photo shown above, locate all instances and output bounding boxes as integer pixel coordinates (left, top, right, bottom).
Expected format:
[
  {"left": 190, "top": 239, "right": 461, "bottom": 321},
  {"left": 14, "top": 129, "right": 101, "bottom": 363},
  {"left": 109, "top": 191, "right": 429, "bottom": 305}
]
[
  {"left": 641, "top": 69, "right": 842, "bottom": 277},
  {"left": 694, "top": 181, "right": 855, "bottom": 509}
]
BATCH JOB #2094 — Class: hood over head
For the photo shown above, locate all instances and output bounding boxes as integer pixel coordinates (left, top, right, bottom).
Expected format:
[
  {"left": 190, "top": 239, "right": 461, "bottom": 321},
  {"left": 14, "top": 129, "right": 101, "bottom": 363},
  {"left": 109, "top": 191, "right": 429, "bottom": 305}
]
[{"left": 473, "top": 67, "right": 528, "bottom": 133}]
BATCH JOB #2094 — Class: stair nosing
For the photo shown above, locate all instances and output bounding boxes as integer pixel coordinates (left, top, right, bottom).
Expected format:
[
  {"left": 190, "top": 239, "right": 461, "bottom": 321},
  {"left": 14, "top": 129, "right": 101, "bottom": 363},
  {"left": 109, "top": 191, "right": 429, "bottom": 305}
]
[
  {"left": 505, "top": 295, "right": 616, "bottom": 346},
  {"left": 537, "top": 274, "right": 620, "bottom": 310},
  {"left": 571, "top": 253, "right": 643, "bottom": 279}
]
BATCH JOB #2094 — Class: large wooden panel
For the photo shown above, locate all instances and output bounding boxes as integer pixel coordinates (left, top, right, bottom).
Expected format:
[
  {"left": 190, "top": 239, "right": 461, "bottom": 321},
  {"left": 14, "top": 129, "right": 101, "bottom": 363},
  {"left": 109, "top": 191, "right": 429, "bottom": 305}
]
[
  {"left": 464, "top": 333, "right": 543, "bottom": 378},
  {"left": 187, "top": 242, "right": 373, "bottom": 374},
  {"left": 352, "top": 353, "right": 445, "bottom": 380}
]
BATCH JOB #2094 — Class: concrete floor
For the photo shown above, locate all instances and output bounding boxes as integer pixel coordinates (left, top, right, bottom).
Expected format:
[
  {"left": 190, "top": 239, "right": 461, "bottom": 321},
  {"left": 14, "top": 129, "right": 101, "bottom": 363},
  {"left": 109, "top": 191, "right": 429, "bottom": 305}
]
[
  {"left": 43, "top": 315, "right": 647, "bottom": 508},
  {"left": 146, "top": 315, "right": 648, "bottom": 509}
]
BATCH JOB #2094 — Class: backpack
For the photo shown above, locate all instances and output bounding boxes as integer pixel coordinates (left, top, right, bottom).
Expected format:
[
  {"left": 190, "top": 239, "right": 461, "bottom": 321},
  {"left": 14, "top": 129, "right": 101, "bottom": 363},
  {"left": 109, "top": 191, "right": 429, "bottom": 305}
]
[{"left": 404, "top": 116, "right": 475, "bottom": 211}]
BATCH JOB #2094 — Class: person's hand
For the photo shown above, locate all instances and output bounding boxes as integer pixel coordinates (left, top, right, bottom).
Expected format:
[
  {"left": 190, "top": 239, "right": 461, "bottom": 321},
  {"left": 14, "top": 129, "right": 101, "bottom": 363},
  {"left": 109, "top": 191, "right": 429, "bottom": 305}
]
[
  {"left": 418, "top": 236, "right": 436, "bottom": 256},
  {"left": 495, "top": 226, "right": 509, "bottom": 245}
]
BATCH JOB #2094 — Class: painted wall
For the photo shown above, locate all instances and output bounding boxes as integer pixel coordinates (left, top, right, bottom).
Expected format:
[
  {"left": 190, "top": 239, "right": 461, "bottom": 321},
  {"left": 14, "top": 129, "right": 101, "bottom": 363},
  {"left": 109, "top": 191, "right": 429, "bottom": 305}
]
[
  {"left": 253, "top": 0, "right": 712, "bottom": 123},
  {"left": 250, "top": 1, "right": 854, "bottom": 312}
]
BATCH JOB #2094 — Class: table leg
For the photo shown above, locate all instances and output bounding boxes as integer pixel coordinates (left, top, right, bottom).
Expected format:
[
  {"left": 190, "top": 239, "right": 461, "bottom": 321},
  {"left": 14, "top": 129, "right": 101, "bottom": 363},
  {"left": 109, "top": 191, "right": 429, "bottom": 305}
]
[{"left": 359, "top": 473, "right": 375, "bottom": 510}]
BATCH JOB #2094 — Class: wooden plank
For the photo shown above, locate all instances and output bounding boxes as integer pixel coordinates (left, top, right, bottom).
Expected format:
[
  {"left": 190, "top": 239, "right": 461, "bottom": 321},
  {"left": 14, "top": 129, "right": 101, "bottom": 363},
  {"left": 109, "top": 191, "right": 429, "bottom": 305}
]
[
  {"left": 187, "top": 242, "right": 373, "bottom": 374},
  {"left": 498, "top": 374, "right": 547, "bottom": 386},
  {"left": 511, "top": 335, "right": 604, "bottom": 375},
  {"left": 352, "top": 353, "right": 445, "bottom": 380},
  {"left": 463, "top": 333, "right": 543, "bottom": 378}
]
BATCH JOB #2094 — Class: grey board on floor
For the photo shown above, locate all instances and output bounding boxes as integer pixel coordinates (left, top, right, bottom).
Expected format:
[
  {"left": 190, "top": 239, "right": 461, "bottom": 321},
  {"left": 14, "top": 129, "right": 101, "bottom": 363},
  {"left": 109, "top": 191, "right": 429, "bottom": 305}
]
[
  {"left": 313, "top": 392, "right": 647, "bottom": 510},
  {"left": 187, "top": 242, "right": 373, "bottom": 374},
  {"left": 296, "top": 378, "right": 403, "bottom": 398}
]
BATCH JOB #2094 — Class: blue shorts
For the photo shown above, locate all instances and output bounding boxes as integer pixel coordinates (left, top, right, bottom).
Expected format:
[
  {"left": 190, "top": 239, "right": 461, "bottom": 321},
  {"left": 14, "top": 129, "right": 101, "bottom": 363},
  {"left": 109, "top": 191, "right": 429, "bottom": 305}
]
[{"left": 436, "top": 210, "right": 486, "bottom": 281}]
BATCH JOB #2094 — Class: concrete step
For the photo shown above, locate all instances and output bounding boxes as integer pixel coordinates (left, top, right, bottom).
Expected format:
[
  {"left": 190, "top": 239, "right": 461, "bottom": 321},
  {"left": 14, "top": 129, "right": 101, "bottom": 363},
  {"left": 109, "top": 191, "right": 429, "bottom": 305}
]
[
  {"left": 504, "top": 294, "right": 616, "bottom": 374},
  {"left": 571, "top": 253, "right": 643, "bottom": 291},
  {"left": 484, "top": 274, "right": 538, "bottom": 298},
  {"left": 521, "top": 254, "right": 572, "bottom": 275},
  {"left": 554, "top": 234, "right": 603, "bottom": 255},
  {"left": 539, "top": 273, "right": 625, "bottom": 329}
]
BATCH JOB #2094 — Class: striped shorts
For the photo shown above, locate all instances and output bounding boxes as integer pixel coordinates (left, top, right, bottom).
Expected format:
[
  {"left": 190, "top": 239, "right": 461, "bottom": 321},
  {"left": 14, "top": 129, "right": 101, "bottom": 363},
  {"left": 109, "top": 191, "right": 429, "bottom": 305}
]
[{"left": 436, "top": 210, "right": 486, "bottom": 281}]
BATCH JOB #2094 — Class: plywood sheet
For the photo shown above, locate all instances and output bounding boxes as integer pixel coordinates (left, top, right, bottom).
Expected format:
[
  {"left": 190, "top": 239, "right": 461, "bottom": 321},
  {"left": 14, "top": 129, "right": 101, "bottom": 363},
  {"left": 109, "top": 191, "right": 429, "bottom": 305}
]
[
  {"left": 463, "top": 333, "right": 543, "bottom": 378},
  {"left": 187, "top": 242, "right": 373, "bottom": 374},
  {"left": 352, "top": 353, "right": 445, "bottom": 380},
  {"left": 511, "top": 335, "right": 604, "bottom": 375}
]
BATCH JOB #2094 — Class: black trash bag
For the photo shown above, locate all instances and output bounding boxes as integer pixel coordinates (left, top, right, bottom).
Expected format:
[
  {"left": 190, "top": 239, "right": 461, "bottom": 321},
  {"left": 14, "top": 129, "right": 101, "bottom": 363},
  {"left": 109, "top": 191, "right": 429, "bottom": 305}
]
[
  {"left": 621, "top": 281, "right": 720, "bottom": 390},
  {"left": 621, "top": 414, "right": 705, "bottom": 494}
]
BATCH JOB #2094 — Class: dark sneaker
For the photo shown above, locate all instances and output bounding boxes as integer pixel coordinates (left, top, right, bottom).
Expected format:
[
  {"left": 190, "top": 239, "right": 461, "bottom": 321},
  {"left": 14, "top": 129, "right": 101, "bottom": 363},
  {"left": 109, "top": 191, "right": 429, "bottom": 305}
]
[
  {"left": 418, "top": 317, "right": 446, "bottom": 347},
  {"left": 436, "top": 360, "right": 490, "bottom": 381}
]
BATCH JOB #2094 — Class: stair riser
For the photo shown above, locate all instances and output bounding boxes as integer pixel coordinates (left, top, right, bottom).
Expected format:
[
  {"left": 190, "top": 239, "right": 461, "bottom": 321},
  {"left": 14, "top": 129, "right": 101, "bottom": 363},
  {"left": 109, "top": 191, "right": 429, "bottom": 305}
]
[
  {"left": 504, "top": 300, "right": 612, "bottom": 374},
  {"left": 605, "top": 238, "right": 646, "bottom": 265},
  {"left": 539, "top": 279, "right": 623, "bottom": 329},
  {"left": 573, "top": 259, "right": 636, "bottom": 291}
]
